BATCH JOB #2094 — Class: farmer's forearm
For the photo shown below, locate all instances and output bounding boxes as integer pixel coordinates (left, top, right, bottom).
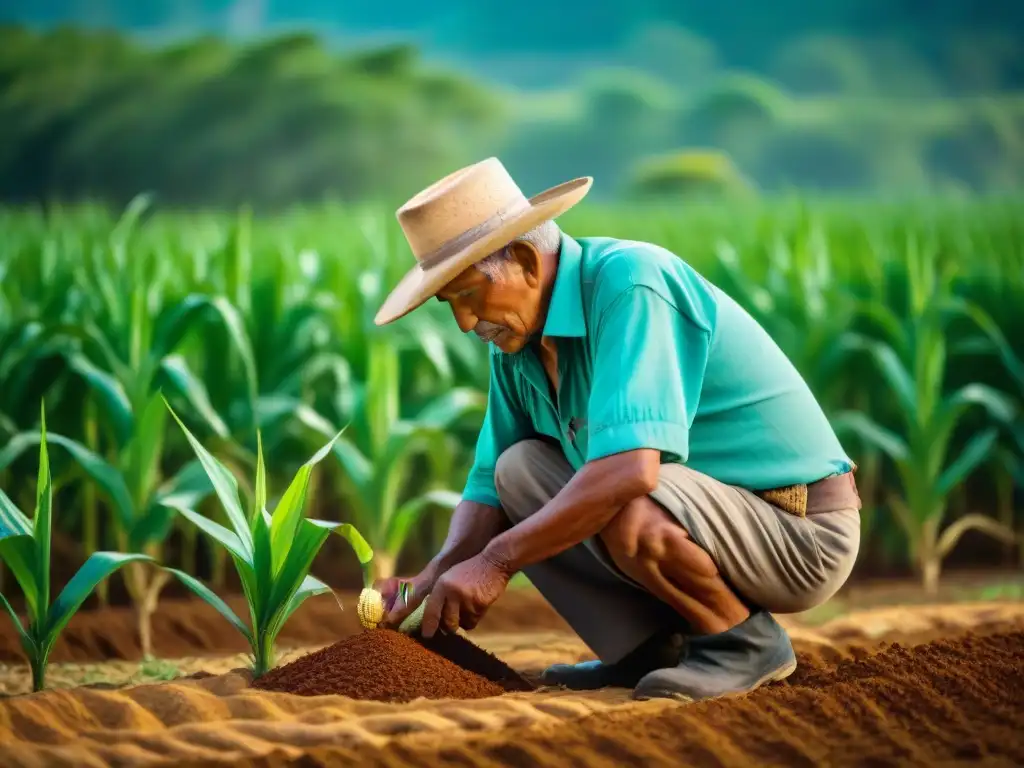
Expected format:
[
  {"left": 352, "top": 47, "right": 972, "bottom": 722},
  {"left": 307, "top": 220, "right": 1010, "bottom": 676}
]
[
  {"left": 431, "top": 500, "right": 510, "bottom": 573},
  {"left": 481, "top": 448, "right": 660, "bottom": 574}
]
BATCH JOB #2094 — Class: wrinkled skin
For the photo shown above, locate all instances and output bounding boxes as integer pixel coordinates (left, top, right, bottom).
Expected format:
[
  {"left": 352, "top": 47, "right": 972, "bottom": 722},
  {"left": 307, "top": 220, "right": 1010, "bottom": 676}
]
[{"left": 434, "top": 239, "right": 558, "bottom": 355}]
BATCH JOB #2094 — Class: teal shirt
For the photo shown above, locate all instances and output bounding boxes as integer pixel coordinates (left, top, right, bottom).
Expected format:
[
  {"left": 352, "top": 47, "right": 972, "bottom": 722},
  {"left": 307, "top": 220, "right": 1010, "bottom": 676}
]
[{"left": 462, "top": 233, "right": 854, "bottom": 509}]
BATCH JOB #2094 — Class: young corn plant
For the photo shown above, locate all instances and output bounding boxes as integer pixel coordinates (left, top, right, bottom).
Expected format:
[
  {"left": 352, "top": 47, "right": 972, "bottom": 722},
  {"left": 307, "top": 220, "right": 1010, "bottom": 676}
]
[
  {"left": 160, "top": 400, "right": 374, "bottom": 678},
  {"left": 0, "top": 393, "right": 217, "bottom": 659},
  {"left": 0, "top": 406, "right": 151, "bottom": 691},
  {"left": 831, "top": 235, "right": 1024, "bottom": 593}
]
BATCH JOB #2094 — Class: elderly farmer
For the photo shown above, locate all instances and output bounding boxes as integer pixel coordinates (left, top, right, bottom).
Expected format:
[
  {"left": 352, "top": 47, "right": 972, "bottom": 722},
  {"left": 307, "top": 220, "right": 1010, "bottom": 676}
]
[{"left": 373, "top": 158, "right": 861, "bottom": 702}]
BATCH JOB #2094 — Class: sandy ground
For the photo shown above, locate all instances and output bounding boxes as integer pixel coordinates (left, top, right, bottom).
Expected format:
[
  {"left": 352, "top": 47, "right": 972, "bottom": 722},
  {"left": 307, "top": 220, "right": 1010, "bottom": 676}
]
[{"left": 0, "top": 595, "right": 1022, "bottom": 767}]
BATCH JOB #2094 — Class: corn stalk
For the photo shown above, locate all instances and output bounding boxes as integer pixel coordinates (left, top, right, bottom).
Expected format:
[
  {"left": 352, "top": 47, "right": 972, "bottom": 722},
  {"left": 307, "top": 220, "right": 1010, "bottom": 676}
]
[{"left": 832, "top": 235, "right": 1024, "bottom": 593}]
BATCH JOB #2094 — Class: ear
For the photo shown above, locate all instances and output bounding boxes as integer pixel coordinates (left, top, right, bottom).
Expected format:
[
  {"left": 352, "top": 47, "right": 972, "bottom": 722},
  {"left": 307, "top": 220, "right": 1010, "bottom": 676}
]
[{"left": 509, "top": 241, "right": 542, "bottom": 286}]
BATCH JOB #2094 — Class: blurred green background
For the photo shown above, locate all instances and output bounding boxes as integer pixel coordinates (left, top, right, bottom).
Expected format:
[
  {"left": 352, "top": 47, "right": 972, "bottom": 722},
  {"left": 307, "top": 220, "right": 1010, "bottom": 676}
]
[
  {"left": 1, "top": 2, "right": 1022, "bottom": 624},
  {"left": 2, "top": 1, "right": 1024, "bottom": 206}
]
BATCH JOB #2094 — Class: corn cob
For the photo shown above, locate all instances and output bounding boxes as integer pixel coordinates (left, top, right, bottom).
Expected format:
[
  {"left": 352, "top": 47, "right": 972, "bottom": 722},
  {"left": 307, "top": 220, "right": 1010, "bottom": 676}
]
[
  {"left": 357, "top": 587, "right": 385, "bottom": 629},
  {"left": 356, "top": 586, "right": 428, "bottom": 633}
]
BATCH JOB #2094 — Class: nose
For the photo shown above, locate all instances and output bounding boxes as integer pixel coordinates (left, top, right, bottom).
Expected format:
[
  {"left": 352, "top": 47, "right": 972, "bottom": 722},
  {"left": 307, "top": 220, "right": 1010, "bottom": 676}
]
[{"left": 450, "top": 302, "right": 477, "bottom": 334}]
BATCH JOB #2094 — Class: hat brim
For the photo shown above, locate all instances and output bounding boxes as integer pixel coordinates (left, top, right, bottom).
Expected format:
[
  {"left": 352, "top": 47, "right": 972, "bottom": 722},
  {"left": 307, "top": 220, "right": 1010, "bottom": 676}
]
[{"left": 374, "top": 176, "right": 593, "bottom": 326}]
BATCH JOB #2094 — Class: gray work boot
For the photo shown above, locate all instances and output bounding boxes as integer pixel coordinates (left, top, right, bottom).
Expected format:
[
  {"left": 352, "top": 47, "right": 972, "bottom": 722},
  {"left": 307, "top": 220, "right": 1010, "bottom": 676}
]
[
  {"left": 632, "top": 611, "right": 797, "bottom": 702},
  {"left": 540, "top": 627, "right": 686, "bottom": 690}
]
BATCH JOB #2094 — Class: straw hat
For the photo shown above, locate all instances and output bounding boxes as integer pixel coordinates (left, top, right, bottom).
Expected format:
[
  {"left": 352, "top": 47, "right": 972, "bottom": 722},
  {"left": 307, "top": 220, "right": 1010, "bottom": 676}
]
[{"left": 374, "top": 157, "right": 593, "bottom": 326}]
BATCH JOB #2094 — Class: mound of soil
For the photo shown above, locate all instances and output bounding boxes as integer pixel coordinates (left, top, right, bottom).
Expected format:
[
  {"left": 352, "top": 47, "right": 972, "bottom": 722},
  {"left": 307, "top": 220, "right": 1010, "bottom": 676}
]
[
  {"left": 0, "top": 590, "right": 571, "bottom": 664},
  {"left": 229, "top": 629, "right": 1024, "bottom": 767},
  {"left": 252, "top": 629, "right": 534, "bottom": 702}
]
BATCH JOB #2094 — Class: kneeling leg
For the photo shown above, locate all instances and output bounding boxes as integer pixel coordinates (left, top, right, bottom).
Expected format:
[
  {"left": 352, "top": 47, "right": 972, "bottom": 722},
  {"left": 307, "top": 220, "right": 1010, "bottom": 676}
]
[{"left": 599, "top": 496, "right": 750, "bottom": 635}]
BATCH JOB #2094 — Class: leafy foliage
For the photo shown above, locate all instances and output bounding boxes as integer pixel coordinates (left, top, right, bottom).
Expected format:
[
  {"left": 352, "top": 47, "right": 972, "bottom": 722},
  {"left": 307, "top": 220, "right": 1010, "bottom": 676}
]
[
  {"left": 161, "top": 400, "right": 373, "bottom": 678},
  {"left": 0, "top": 405, "right": 149, "bottom": 691}
]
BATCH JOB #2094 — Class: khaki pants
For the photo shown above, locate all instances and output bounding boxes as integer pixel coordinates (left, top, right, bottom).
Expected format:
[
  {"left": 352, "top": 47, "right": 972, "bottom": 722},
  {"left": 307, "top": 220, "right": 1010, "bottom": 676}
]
[{"left": 494, "top": 439, "right": 860, "bottom": 663}]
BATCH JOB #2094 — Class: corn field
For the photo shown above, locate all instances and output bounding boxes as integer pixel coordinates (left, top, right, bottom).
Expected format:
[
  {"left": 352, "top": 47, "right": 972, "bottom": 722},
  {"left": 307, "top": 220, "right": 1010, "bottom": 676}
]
[{"left": 2, "top": 194, "right": 1023, "bottom": 621}]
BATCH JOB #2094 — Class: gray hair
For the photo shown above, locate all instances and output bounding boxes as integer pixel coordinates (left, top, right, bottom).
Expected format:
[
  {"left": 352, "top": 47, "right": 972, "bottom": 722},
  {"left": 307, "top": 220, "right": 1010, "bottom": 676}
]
[{"left": 474, "top": 220, "right": 561, "bottom": 282}]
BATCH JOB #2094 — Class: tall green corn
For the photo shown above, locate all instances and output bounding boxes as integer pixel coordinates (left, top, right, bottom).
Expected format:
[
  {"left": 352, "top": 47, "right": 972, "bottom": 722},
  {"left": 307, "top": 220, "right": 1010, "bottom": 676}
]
[
  {"left": 332, "top": 332, "right": 484, "bottom": 580},
  {"left": 832, "top": 234, "right": 1024, "bottom": 592}
]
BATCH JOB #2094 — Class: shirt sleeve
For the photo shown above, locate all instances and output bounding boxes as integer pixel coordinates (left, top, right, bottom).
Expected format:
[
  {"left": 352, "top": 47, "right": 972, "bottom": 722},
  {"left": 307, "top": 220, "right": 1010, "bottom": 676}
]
[
  {"left": 586, "top": 285, "right": 711, "bottom": 464},
  {"left": 461, "top": 353, "right": 534, "bottom": 508}
]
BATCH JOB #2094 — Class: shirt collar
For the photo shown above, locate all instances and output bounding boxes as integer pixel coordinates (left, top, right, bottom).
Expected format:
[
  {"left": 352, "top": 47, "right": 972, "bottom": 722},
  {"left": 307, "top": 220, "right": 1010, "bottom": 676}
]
[{"left": 541, "top": 232, "right": 586, "bottom": 338}]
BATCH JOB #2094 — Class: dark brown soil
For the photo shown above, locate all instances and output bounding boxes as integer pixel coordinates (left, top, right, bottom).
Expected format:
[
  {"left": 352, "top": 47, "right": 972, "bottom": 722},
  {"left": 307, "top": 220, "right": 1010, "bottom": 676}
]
[
  {"left": 0, "top": 589, "right": 570, "bottom": 664},
  {"left": 416, "top": 629, "right": 535, "bottom": 693},
  {"left": 185, "top": 630, "right": 1024, "bottom": 767},
  {"left": 252, "top": 629, "right": 533, "bottom": 702}
]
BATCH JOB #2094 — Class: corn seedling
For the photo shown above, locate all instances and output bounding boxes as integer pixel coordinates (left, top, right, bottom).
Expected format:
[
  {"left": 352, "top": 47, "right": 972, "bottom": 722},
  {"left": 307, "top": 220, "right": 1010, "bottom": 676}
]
[
  {"left": 0, "top": 405, "right": 151, "bottom": 691},
  {"left": 831, "top": 236, "right": 1024, "bottom": 593},
  {"left": 161, "top": 399, "right": 373, "bottom": 678},
  {"left": 0, "top": 393, "right": 217, "bottom": 658}
]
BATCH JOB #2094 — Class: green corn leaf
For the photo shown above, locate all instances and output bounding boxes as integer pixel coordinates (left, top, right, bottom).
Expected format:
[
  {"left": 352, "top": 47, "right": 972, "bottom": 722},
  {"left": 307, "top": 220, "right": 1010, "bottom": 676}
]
[
  {"left": 127, "top": 506, "right": 176, "bottom": 551},
  {"left": 159, "top": 355, "right": 230, "bottom": 439},
  {"left": 44, "top": 552, "right": 153, "bottom": 654},
  {"left": 0, "top": 411, "right": 17, "bottom": 440},
  {"left": 269, "top": 431, "right": 343, "bottom": 576},
  {"left": 167, "top": 505, "right": 250, "bottom": 563},
  {"left": 254, "top": 431, "right": 267, "bottom": 522},
  {"left": 77, "top": 320, "right": 131, "bottom": 384},
  {"left": 365, "top": 337, "right": 400, "bottom": 458},
  {"left": 937, "top": 428, "right": 1000, "bottom": 496},
  {"left": 164, "top": 568, "right": 253, "bottom": 644},
  {"left": 151, "top": 295, "right": 257, "bottom": 408},
  {"left": 151, "top": 294, "right": 214, "bottom": 362},
  {"left": 127, "top": 392, "right": 168, "bottom": 512},
  {"left": 33, "top": 408, "right": 52, "bottom": 620},
  {"left": 276, "top": 351, "right": 354, "bottom": 406},
  {"left": 0, "top": 531, "right": 38, "bottom": 621},
  {"left": 929, "top": 384, "right": 1018, "bottom": 481},
  {"left": 111, "top": 192, "right": 153, "bottom": 245},
  {"left": 943, "top": 296, "right": 1024, "bottom": 389},
  {"left": 65, "top": 353, "right": 134, "bottom": 446},
  {"left": 306, "top": 519, "right": 374, "bottom": 567},
  {"left": 936, "top": 513, "right": 1020, "bottom": 560},
  {"left": 414, "top": 388, "right": 487, "bottom": 429},
  {"left": 842, "top": 334, "right": 917, "bottom": 415},
  {"left": 164, "top": 397, "right": 253, "bottom": 557},
  {"left": 230, "top": 551, "right": 261, "bottom": 630},
  {"left": 0, "top": 591, "right": 33, "bottom": 658},
  {"left": 277, "top": 574, "right": 337, "bottom": 631},
  {"left": 403, "top": 318, "right": 454, "bottom": 382},
  {"left": 266, "top": 518, "right": 333, "bottom": 626},
  {"left": 250, "top": 506, "right": 273, "bottom": 625},
  {"left": 255, "top": 398, "right": 343, "bottom": 452},
  {"left": 0, "top": 488, "right": 31, "bottom": 538},
  {"left": 291, "top": 404, "right": 341, "bottom": 441},
  {"left": 831, "top": 411, "right": 910, "bottom": 463},
  {"left": 385, "top": 490, "right": 460, "bottom": 556},
  {"left": 206, "top": 296, "right": 259, "bottom": 410},
  {"left": 850, "top": 300, "right": 908, "bottom": 358},
  {"left": 940, "top": 383, "right": 1018, "bottom": 425},
  {"left": 950, "top": 336, "right": 996, "bottom": 356},
  {"left": 0, "top": 432, "right": 135, "bottom": 533},
  {"left": 151, "top": 459, "right": 215, "bottom": 511},
  {"left": 331, "top": 436, "right": 374, "bottom": 491}
]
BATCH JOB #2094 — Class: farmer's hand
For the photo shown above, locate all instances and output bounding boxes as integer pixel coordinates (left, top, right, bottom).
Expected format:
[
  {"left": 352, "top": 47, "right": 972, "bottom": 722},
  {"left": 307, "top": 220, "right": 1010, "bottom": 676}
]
[
  {"left": 376, "top": 562, "right": 440, "bottom": 629},
  {"left": 420, "top": 552, "right": 512, "bottom": 638}
]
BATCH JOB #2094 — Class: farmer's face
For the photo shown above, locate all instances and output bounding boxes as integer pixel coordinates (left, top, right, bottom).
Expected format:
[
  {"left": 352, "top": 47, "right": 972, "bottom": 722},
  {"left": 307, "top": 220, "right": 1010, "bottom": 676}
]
[{"left": 436, "top": 241, "right": 546, "bottom": 355}]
